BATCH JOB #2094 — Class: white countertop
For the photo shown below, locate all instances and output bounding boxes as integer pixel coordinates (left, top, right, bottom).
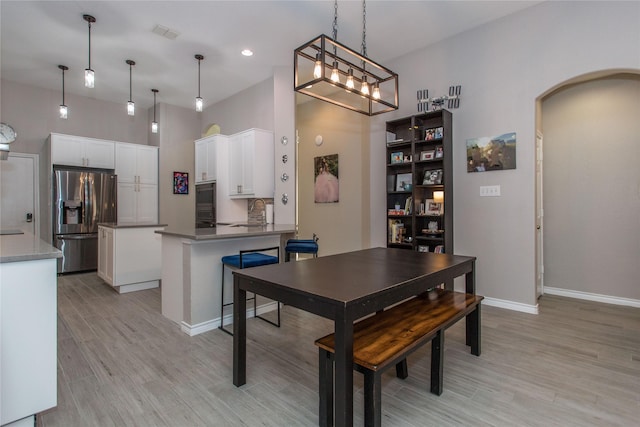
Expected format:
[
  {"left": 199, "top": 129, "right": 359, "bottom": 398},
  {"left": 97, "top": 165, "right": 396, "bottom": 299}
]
[
  {"left": 98, "top": 223, "right": 168, "bottom": 229},
  {"left": 156, "top": 224, "right": 296, "bottom": 241},
  {"left": 0, "top": 232, "right": 62, "bottom": 263}
]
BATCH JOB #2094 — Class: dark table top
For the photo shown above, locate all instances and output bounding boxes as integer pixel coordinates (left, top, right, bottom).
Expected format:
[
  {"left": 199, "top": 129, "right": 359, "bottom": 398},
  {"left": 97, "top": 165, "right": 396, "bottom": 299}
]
[{"left": 234, "top": 247, "right": 476, "bottom": 317}]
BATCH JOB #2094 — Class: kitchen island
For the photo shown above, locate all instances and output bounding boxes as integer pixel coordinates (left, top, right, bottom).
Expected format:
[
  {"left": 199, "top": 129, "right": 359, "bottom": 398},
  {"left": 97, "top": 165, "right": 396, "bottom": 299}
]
[
  {"left": 97, "top": 223, "right": 166, "bottom": 293},
  {"left": 156, "top": 224, "right": 296, "bottom": 336},
  {"left": 0, "top": 232, "right": 61, "bottom": 426}
]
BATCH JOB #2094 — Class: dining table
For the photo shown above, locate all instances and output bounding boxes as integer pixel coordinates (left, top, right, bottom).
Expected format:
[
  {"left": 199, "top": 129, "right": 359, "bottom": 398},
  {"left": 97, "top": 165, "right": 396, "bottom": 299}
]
[{"left": 232, "top": 247, "right": 477, "bottom": 427}]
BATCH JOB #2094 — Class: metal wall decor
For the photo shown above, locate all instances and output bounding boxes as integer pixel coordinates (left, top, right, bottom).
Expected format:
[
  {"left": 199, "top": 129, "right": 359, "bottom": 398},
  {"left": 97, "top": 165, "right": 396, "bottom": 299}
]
[{"left": 417, "top": 86, "right": 462, "bottom": 112}]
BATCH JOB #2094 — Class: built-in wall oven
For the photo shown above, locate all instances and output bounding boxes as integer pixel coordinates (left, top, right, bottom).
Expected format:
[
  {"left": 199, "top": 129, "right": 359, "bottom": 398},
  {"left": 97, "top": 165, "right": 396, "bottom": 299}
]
[{"left": 195, "top": 182, "right": 216, "bottom": 228}]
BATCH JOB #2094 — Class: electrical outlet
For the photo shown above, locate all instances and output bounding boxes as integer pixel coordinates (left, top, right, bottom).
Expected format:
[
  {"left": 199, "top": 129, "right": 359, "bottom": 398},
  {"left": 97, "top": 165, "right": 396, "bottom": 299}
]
[{"left": 480, "top": 185, "right": 501, "bottom": 197}]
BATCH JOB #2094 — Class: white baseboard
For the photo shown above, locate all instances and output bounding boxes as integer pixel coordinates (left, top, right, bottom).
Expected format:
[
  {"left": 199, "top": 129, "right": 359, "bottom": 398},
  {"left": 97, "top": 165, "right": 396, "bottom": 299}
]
[
  {"left": 180, "top": 301, "right": 279, "bottom": 336},
  {"left": 544, "top": 287, "right": 640, "bottom": 308},
  {"left": 482, "top": 297, "right": 539, "bottom": 315}
]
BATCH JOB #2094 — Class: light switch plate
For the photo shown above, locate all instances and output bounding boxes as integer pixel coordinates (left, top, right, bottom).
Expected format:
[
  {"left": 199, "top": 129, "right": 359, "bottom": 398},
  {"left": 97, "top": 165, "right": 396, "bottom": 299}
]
[{"left": 480, "top": 185, "right": 501, "bottom": 197}]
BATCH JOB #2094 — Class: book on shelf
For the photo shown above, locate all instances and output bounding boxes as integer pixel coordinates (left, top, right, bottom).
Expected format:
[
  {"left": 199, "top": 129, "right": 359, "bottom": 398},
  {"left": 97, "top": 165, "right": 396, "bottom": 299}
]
[
  {"left": 388, "top": 219, "right": 404, "bottom": 243},
  {"left": 434, "top": 245, "right": 445, "bottom": 253}
]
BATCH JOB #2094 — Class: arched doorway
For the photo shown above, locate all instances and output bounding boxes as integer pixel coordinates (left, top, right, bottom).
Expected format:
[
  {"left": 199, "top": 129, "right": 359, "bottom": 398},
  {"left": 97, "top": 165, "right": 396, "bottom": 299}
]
[{"left": 535, "top": 70, "right": 640, "bottom": 305}]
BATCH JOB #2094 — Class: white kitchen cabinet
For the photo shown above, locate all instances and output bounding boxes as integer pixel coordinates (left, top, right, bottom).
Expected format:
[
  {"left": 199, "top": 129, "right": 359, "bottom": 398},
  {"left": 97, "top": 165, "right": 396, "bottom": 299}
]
[
  {"left": 97, "top": 224, "right": 163, "bottom": 293},
  {"left": 1, "top": 257, "right": 57, "bottom": 425},
  {"left": 115, "top": 143, "right": 158, "bottom": 224},
  {"left": 97, "top": 226, "right": 114, "bottom": 284},
  {"left": 227, "top": 129, "right": 274, "bottom": 198},
  {"left": 195, "top": 135, "right": 224, "bottom": 183},
  {"left": 117, "top": 182, "right": 158, "bottom": 224},
  {"left": 50, "top": 133, "right": 115, "bottom": 169}
]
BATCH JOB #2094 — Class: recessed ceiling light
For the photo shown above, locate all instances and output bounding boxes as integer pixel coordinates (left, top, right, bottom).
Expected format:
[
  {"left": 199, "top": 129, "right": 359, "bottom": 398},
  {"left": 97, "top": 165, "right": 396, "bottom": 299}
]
[{"left": 241, "top": 49, "right": 253, "bottom": 57}]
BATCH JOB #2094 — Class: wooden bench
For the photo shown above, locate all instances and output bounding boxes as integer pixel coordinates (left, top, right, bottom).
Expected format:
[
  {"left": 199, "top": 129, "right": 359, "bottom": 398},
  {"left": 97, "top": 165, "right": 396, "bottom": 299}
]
[{"left": 314, "top": 288, "right": 483, "bottom": 427}]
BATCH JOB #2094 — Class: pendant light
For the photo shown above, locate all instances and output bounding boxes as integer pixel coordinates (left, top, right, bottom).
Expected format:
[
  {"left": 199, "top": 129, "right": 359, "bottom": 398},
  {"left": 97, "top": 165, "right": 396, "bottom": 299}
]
[
  {"left": 126, "top": 60, "right": 135, "bottom": 116},
  {"left": 83, "top": 14, "right": 96, "bottom": 88},
  {"left": 293, "top": 0, "right": 398, "bottom": 116},
  {"left": 195, "top": 54, "right": 204, "bottom": 112},
  {"left": 58, "top": 65, "right": 68, "bottom": 119},
  {"left": 151, "top": 89, "right": 159, "bottom": 133}
]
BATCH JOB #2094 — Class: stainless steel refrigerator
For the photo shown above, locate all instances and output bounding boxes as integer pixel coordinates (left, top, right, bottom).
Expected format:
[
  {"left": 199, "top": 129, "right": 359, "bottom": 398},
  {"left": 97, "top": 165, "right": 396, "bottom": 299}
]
[{"left": 53, "top": 168, "right": 117, "bottom": 273}]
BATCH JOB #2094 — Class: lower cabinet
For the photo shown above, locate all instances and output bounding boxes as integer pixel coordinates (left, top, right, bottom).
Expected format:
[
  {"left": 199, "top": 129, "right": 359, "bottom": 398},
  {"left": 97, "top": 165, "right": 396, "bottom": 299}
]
[{"left": 97, "top": 225, "right": 164, "bottom": 293}]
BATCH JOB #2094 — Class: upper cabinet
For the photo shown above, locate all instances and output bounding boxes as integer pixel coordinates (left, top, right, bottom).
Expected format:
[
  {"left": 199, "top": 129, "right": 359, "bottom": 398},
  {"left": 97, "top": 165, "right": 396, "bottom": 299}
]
[
  {"left": 115, "top": 143, "right": 158, "bottom": 184},
  {"left": 50, "top": 133, "right": 115, "bottom": 169},
  {"left": 227, "top": 129, "right": 274, "bottom": 199},
  {"left": 194, "top": 134, "right": 226, "bottom": 184}
]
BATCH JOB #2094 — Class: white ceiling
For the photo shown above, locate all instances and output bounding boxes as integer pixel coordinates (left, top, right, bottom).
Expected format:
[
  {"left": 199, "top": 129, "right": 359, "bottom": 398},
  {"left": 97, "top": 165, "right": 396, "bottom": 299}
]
[{"left": 1, "top": 1, "right": 542, "bottom": 111}]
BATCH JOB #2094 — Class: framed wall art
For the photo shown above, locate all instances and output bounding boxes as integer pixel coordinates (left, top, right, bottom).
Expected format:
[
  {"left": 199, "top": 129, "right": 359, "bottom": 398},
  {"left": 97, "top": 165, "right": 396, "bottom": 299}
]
[{"left": 173, "top": 171, "right": 189, "bottom": 194}]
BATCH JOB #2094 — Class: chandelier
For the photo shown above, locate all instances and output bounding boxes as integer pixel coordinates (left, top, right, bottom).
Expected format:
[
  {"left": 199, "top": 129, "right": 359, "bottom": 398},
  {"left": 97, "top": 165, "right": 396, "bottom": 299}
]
[{"left": 294, "top": 0, "right": 398, "bottom": 116}]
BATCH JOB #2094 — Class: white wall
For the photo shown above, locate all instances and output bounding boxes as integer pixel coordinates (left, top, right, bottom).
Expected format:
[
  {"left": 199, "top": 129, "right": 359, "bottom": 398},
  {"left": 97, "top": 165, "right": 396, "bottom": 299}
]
[
  {"left": 157, "top": 103, "right": 200, "bottom": 229},
  {"left": 0, "top": 79, "right": 150, "bottom": 155},
  {"left": 369, "top": 1, "right": 640, "bottom": 308},
  {"left": 297, "top": 98, "right": 370, "bottom": 256},
  {"left": 542, "top": 75, "right": 640, "bottom": 300}
]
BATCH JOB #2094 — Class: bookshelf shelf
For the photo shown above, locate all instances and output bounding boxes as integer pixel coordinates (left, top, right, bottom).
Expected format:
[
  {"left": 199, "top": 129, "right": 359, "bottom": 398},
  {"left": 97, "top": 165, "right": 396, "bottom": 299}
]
[{"left": 385, "top": 110, "right": 453, "bottom": 253}]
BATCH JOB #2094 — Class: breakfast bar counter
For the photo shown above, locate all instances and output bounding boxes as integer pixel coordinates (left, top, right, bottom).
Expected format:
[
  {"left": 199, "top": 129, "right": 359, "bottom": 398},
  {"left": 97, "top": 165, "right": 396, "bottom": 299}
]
[{"left": 156, "top": 224, "right": 296, "bottom": 335}]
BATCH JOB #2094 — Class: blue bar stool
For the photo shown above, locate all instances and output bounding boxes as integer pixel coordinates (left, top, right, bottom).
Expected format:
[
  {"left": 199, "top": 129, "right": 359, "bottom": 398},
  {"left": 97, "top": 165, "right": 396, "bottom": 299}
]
[
  {"left": 220, "top": 246, "right": 280, "bottom": 335},
  {"left": 285, "top": 234, "right": 319, "bottom": 262}
]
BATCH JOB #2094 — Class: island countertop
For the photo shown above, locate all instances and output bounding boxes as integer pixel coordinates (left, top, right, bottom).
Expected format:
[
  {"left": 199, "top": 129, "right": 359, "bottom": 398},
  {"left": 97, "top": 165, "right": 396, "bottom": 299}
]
[
  {"left": 99, "top": 223, "right": 168, "bottom": 229},
  {"left": 0, "top": 232, "right": 62, "bottom": 263},
  {"left": 156, "top": 224, "right": 296, "bottom": 241}
]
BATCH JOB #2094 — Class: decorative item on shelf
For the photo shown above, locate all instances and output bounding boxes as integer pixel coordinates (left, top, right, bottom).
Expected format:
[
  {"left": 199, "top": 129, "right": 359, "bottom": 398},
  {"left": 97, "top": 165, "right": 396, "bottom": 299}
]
[
  {"left": 390, "top": 152, "right": 403, "bottom": 164},
  {"left": 416, "top": 85, "right": 461, "bottom": 111},
  {"left": 425, "top": 199, "right": 443, "bottom": 216},
  {"left": 417, "top": 245, "right": 429, "bottom": 253},
  {"left": 151, "top": 89, "right": 159, "bottom": 133},
  {"left": 434, "top": 245, "right": 445, "bottom": 253},
  {"left": 125, "top": 60, "right": 135, "bottom": 116},
  {"left": 173, "top": 172, "right": 189, "bottom": 194},
  {"left": 194, "top": 54, "right": 204, "bottom": 112},
  {"left": 58, "top": 65, "right": 68, "bottom": 119},
  {"left": 423, "top": 169, "right": 443, "bottom": 185},
  {"left": 403, "top": 154, "right": 412, "bottom": 163},
  {"left": 427, "top": 220, "right": 439, "bottom": 232},
  {"left": 435, "top": 146, "right": 444, "bottom": 158},
  {"left": 293, "top": 0, "right": 398, "bottom": 116},
  {"left": 433, "top": 190, "right": 444, "bottom": 203},
  {"left": 420, "top": 150, "right": 435, "bottom": 161},
  {"left": 395, "top": 173, "right": 412, "bottom": 192},
  {"left": 404, "top": 196, "right": 413, "bottom": 214},
  {"left": 83, "top": 14, "right": 96, "bottom": 88}
]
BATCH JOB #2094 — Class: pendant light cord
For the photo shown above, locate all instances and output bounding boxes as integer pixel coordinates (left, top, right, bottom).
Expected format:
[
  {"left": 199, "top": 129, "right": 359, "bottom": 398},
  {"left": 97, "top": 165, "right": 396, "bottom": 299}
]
[
  {"left": 62, "top": 68, "right": 65, "bottom": 104},
  {"left": 88, "top": 20, "right": 92, "bottom": 69},
  {"left": 332, "top": 0, "right": 338, "bottom": 56},
  {"left": 198, "top": 58, "right": 201, "bottom": 97},
  {"left": 129, "top": 63, "right": 132, "bottom": 102}
]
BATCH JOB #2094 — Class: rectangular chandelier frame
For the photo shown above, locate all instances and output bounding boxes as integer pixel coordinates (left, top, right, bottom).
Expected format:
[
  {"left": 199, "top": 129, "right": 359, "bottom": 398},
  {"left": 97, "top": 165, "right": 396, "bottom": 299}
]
[{"left": 294, "top": 34, "right": 399, "bottom": 116}]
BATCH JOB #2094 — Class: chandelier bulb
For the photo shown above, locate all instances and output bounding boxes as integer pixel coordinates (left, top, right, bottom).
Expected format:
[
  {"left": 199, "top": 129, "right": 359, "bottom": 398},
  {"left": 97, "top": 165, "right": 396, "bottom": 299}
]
[
  {"left": 330, "top": 61, "right": 340, "bottom": 83},
  {"left": 313, "top": 53, "right": 322, "bottom": 79},
  {"left": 59, "top": 105, "right": 68, "bottom": 119},
  {"left": 346, "top": 68, "right": 355, "bottom": 89},
  {"left": 195, "top": 97, "right": 204, "bottom": 112},
  {"left": 151, "top": 121, "right": 158, "bottom": 133},
  {"left": 372, "top": 82, "right": 380, "bottom": 99},
  {"left": 360, "top": 75, "right": 369, "bottom": 95}
]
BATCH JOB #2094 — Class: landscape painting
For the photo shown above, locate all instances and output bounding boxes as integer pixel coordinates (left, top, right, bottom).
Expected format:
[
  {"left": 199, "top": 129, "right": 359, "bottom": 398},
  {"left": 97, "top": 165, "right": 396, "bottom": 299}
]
[{"left": 466, "top": 132, "right": 516, "bottom": 172}]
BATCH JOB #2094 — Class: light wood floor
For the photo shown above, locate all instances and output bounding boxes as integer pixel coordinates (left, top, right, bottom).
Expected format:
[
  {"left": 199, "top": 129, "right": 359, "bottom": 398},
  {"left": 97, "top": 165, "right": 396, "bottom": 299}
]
[{"left": 39, "top": 272, "right": 640, "bottom": 426}]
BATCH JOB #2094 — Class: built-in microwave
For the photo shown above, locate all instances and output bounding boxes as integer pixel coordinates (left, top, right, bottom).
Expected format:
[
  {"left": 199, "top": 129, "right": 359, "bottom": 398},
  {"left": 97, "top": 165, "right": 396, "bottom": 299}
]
[{"left": 195, "top": 182, "right": 216, "bottom": 228}]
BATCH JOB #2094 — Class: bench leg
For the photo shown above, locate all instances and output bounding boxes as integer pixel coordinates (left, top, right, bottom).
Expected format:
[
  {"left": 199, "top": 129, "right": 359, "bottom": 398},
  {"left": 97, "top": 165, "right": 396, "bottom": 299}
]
[
  {"left": 467, "top": 304, "right": 481, "bottom": 356},
  {"left": 318, "top": 349, "right": 333, "bottom": 427},
  {"left": 395, "top": 359, "right": 408, "bottom": 379},
  {"left": 430, "top": 330, "right": 444, "bottom": 395},
  {"left": 363, "top": 371, "right": 382, "bottom": 427}
]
